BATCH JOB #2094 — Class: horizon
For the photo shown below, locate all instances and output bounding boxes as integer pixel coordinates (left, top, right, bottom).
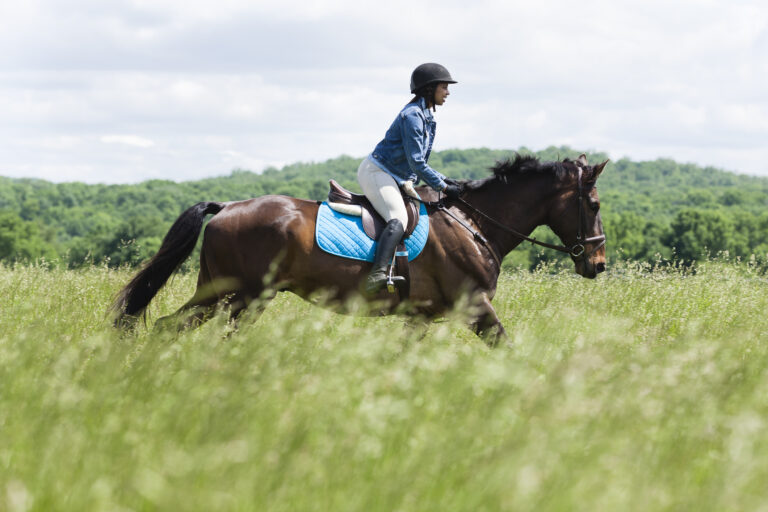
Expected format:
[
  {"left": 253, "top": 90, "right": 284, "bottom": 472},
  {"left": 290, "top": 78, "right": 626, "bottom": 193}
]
[{"left": 1, "top": 146, "right": 764, "bottom": 186}]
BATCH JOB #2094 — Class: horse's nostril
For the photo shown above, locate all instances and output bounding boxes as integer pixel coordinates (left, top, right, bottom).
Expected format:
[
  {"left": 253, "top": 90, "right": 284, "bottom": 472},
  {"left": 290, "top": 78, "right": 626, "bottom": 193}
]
[{"left": 596, "top": 262, "right": 606, "bottom": 273}]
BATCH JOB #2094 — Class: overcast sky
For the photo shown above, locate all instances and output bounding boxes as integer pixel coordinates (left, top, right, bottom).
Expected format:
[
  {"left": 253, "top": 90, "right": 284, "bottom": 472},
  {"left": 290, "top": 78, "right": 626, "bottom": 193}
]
[{"left": 1, "top": 0, "right": 767, "bottom": 183}]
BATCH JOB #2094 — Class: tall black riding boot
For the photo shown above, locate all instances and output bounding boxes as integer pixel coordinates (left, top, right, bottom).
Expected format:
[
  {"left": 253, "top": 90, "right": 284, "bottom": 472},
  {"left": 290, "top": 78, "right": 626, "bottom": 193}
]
[{"left": 365, "top": 219, "right": 405, "bottom": 295}]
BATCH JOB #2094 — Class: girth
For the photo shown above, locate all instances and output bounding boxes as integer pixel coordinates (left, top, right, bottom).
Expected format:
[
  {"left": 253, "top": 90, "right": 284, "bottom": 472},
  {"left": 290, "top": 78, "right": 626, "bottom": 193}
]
[{"left": 327, "top": 179, "right": 420, "bottom": 241}]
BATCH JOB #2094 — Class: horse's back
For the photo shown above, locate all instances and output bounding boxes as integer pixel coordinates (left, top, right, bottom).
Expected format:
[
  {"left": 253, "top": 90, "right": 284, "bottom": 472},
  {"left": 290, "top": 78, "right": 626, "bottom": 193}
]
[{"left": 206, "top": 195, "right": 316, "bottom": 236}]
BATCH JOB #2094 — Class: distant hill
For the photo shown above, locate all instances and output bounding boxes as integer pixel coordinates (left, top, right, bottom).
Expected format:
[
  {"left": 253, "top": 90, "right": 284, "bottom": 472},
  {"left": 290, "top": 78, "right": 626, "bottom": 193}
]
[{"left": 1, "top": 146, "right": 767, "bottom": 269}]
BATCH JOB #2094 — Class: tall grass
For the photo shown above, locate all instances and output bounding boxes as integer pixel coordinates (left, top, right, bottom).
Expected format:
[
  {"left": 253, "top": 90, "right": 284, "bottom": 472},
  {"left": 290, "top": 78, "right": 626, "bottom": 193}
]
[{"left": 1, "top": 261, "right": 767, "bottom": 511}]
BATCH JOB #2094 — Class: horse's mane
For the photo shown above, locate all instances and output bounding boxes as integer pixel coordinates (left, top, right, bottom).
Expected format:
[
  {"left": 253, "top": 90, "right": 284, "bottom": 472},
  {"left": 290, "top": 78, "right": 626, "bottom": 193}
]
[
  {"left": 465, "top": 154, "right": 572, "bottom": 190},
  {"left": 491, "top": 154, "right": 571, "bottom": 180}
]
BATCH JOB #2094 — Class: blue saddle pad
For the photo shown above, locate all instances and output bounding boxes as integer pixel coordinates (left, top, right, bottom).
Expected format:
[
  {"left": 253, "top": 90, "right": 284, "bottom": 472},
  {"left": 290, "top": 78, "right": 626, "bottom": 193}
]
[{"left": 315, "top": 201, "right": 429, "bottom": 262}]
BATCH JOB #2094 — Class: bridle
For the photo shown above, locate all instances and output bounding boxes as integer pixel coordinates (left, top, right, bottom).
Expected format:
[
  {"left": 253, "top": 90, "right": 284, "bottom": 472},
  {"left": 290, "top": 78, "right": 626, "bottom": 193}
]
[
  {"left": 426, "top": 164, "right": 606, "bottom": 267},
  {"left": 566, "top": 164, "right": 607, "bottom": 258}
]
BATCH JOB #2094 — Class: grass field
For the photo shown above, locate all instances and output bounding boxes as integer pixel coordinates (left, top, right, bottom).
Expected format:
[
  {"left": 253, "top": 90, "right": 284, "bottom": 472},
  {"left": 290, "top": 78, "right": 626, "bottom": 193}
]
[{"left": 1, "top": 260, "right": 767, "bottom": 511}]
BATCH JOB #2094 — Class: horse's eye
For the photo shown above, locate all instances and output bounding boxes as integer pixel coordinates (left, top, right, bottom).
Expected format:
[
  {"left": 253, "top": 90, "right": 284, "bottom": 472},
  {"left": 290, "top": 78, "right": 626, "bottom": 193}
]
[{"left": 590, "top": 201, "right": 600, "bottom": 212}]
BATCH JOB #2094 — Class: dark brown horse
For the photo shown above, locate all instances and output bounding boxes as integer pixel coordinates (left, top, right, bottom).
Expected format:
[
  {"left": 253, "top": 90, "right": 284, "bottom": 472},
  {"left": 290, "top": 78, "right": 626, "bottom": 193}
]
[{"left": 112, "top": 154, "right": 608, "bottom": 343}]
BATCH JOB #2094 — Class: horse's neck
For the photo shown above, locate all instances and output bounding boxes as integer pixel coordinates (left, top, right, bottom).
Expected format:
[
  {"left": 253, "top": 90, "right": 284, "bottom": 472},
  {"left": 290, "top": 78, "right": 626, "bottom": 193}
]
[{"left": 464, "top": 177, "right": 555, "bottom": 257}]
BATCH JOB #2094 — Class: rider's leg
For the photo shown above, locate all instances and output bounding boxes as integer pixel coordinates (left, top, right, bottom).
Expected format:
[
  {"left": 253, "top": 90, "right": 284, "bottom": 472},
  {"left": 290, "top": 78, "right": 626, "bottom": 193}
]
[
  {"left": 357, "top": 159, "right": 408, "bottom": 294},
  {"left": 364, "top": 218, "right": 404, "bottom": 294},
  {"left": 357, "top": 158, "right": 409, "bottom": 227}
]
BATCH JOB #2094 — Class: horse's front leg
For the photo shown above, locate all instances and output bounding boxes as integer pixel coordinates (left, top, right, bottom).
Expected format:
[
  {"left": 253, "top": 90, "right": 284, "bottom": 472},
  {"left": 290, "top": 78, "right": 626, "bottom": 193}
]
[{"left": 470, "top": 292, "right": 509, "bottom": 347}]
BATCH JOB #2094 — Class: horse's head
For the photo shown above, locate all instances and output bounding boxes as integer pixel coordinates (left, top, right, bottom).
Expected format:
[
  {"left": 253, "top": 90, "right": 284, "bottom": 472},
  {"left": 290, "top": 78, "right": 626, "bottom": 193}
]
[{"left": 547, "top": 154, "right": 608, "bottom": 279}]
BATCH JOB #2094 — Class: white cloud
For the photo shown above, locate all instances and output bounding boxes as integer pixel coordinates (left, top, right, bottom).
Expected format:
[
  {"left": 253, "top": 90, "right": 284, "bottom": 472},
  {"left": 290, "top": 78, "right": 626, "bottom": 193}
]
[
  {"left": 0, "top": 0, "right": 767, "bottom": 182},
  {"left": 100, "top": 135, "right": 155, "bottom": 148}
]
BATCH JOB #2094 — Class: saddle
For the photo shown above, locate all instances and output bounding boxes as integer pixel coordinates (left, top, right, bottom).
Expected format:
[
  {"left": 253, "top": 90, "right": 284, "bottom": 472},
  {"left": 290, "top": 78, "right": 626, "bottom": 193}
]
[
  {"left": 326, "top": 179, "right": 420, "bottom": 299},
  {"left": 327, "top": 180, "right": 421, "bottom": 241}
]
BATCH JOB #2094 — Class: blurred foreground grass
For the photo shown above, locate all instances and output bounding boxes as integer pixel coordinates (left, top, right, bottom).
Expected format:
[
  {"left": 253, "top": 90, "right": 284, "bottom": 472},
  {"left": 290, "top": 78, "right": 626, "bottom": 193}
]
[{"left": 1, "top": 261, "right": 767, "bottom": 511}]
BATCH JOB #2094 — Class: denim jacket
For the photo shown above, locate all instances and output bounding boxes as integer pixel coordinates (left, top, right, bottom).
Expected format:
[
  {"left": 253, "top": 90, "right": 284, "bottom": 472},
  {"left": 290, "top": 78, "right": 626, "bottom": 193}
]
[{"left": 370, "top": 97, "right": 447, "bottom": 191}]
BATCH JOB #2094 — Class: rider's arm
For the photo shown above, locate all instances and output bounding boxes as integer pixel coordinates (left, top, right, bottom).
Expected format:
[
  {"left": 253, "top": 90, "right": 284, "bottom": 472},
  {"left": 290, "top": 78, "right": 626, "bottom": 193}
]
[{"left": 399, "top": 110, "right": 448, "bottom": 191}]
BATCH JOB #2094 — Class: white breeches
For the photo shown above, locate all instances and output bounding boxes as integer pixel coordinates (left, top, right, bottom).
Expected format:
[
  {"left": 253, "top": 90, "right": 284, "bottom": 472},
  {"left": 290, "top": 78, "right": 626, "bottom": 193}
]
[{"left": 357, "top": 157, "right": 409, "bottom": 228}]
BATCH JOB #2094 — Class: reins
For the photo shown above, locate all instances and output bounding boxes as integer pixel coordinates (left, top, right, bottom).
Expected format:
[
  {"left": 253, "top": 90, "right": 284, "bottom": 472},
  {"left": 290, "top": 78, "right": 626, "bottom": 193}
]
[{"left": 414, "top": 165, "right": 606, "bottom": 266}]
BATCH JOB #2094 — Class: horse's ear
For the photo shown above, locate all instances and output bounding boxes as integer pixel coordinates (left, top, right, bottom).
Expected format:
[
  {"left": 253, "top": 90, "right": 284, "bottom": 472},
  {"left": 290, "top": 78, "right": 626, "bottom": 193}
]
[
  {"left": 578, "top": 154, "right": 588, "bottom": 166},
  {"left": 591, "top": 159, "right": 609, "bottom": 180}
]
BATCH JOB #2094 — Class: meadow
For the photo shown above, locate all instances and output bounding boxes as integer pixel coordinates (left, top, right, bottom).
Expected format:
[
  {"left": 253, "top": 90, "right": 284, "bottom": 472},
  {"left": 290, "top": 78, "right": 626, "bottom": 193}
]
[{"left": 1, "top": 260, "right": 767, "bottom": 511}]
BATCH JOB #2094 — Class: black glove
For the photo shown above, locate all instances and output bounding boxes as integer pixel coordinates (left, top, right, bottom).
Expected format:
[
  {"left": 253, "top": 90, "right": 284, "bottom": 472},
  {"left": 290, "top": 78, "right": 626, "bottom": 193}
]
[
  {"left": 444, "top": 178, "right": 461, "bottom": 186},
  {"left": 443, "top": 184, "right": 462, "bottom": 199}
]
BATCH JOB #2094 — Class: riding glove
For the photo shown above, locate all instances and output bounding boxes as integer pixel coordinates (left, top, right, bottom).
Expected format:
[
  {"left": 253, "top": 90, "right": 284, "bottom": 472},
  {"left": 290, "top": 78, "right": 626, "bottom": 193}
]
[{"left": 443, "top": 184, "right": 462, "bottom": 199}]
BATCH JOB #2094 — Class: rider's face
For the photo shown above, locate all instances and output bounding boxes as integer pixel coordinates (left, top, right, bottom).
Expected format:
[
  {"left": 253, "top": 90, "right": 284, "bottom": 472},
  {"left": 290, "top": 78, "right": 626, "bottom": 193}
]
[{"left": 433, "top": 83, "right": 450, "bottom": 106}]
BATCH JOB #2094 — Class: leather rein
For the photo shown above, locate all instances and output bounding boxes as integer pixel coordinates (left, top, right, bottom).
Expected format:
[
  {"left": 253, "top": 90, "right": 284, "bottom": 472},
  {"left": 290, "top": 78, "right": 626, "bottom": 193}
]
[{"left": 417, "top": 165, "right": 607, "bottom": 268}]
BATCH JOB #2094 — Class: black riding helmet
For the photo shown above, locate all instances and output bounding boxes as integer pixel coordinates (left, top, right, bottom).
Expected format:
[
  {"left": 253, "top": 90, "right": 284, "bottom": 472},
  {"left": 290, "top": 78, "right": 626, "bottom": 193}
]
[{"left": 410, "top": 63, "right": 457, "bottom": 93}]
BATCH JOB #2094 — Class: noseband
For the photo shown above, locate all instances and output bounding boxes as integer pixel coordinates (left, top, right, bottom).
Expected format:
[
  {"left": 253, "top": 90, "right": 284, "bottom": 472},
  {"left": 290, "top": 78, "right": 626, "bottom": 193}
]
[{"left": 430, "top": 164, "right": 606, "bottom": 266}]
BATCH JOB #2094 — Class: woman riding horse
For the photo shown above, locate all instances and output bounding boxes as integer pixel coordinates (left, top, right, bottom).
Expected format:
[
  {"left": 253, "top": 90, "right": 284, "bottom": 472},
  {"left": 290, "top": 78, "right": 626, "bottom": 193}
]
[
  {"left": 358, "top": 63, "right": 462, "bottom": 294},
  {"left": 111, "top": 153, "right": 608, "bottom": 344},
  {"left": 110, "top": 62, "right": 609, "bottom": 342}
]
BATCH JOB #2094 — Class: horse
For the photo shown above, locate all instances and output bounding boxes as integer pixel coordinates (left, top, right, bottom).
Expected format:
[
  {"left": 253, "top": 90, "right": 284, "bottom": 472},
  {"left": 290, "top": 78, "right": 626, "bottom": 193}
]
[{"left": 111, "top": 153, "right": 608, "bottom": 344}]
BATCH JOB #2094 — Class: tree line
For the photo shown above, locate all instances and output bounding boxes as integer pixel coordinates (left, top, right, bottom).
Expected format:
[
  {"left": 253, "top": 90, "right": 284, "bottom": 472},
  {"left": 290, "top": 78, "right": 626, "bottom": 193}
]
[{"left": 1, "top": 146, "right": 767, "bottom": 270}]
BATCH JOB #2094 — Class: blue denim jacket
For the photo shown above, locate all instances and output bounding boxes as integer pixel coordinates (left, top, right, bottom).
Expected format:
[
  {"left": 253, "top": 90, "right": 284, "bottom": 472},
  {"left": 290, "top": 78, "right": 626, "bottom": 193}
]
[{"left": 370, "top": 97, "right": 447, "bottom": 191}]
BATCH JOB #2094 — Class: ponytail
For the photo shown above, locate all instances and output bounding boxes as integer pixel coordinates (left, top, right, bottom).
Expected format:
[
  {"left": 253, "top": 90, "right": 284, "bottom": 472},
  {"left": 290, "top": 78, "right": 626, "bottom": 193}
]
[{"left": 408, "top": 84, "right": 437, "bottom": 111}]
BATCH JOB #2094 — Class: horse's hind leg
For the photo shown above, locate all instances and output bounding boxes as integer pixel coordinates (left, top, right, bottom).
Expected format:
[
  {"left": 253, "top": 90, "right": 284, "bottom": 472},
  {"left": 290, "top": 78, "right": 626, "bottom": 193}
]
[
  {"left": 223, "top": 292, "right": 250, "bottom": 327},
  {"left": 155, "top": 288, "right": 255, "bottom": 333},
  {"left": 154, "top": 291, "right": 218, "bottom": 332},
  {"left": 225, "top": 288, "right": 277, "bottom": 330},
  {"left": 154, "top": 253, "right": 221, "bottom": 332}
]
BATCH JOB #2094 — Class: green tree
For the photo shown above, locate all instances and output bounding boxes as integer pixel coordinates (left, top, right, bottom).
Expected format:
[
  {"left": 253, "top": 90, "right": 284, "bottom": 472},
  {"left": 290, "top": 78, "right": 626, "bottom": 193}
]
[
  {"left": 2, "top": 146, "right": 768, "bottom": 268},
  {"left": 0, "top": 211, "right": 59, "bottom": 263},
  {"left": 665, "top": 209, "right": 749, "bottom": 262}
]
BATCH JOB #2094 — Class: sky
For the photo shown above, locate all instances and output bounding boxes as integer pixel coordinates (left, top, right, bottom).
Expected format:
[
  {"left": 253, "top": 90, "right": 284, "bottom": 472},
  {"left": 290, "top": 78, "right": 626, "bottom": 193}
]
[{"left": 1, "top": 0, "right": 767, "bottom": 183}]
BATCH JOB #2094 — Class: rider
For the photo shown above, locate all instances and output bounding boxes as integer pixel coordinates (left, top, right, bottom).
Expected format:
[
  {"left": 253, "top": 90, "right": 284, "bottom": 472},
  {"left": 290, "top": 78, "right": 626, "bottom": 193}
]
[{"left": 358, "top": 62, "right": 462, "bottom": 294}]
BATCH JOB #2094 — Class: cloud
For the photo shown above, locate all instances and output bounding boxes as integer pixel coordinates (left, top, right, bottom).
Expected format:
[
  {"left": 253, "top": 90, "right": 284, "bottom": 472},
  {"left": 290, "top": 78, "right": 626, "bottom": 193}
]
[
  {"left": 100, "top": 135, "right": 155, "bottom": 148},
  {"left": 0, "top": 0, "right": 767, "bottom": 182}
]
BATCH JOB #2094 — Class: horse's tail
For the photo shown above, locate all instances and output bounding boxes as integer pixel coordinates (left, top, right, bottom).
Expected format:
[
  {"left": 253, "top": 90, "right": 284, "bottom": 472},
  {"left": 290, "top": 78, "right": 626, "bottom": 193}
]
[{"left": 111, "top": 201, "right": 225, "bottom": 327}]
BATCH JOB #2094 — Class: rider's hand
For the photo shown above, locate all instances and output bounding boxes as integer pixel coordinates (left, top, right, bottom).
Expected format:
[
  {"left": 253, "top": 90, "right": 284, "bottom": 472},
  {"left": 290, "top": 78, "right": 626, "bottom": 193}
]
[{"left": 443, "top": 184, "right": 462, "bottom": 199}]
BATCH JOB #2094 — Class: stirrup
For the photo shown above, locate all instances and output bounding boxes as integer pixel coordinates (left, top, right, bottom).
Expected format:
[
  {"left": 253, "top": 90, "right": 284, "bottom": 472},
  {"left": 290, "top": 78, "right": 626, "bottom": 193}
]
[
  {"left": 386, "top": 276, "right": 405, "bottom": 294},
  {"left": 386, "top": 263, "right": 405, "bottom": 294}
]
